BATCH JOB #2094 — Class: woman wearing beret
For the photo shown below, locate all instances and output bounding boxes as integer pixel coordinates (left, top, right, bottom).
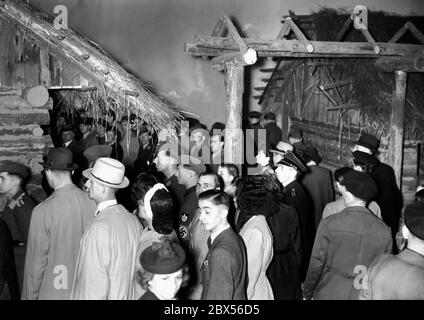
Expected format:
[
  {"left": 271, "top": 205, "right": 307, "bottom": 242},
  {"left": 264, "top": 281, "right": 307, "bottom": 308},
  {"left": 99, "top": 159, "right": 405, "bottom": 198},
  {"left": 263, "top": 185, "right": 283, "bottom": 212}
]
[
  {"left": 235, "top": 176, "right": 274, "bottom": 300},
  {"left": 131, "top": 174, "right": 180, "bottom": 299},
  {"left": 138, "top": 239, "right": 186, "bottom": 300}
]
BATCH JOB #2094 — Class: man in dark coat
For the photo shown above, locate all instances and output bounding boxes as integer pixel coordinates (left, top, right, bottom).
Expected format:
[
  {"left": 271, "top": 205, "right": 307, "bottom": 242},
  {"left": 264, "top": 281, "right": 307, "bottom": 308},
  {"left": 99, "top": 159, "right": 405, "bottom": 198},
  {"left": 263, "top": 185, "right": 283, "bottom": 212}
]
[
  {"left": 263, "top": 112, "right": 282, "bottom": 154},
  {"left": 198, "top": 190, "right": 247, "bottom": 300},
  {"left": 274, "top": 151, "right": 314, "bottom": 283},
  {"left": 78, "top": 117, "right": 98, "bottom": 151},
  {"left": 0, "top": 161, "right": 36, "bottom": 291},
  {"left": 352, "top": 133, "right": 403, "bottom": 253},
  {"left": 360, "top": 200, "right": 424, "bottom": 300},
  {"left": 300, "top": 145, "right": 334, "bottom": 233},
  {"left": 266, "top": 199, "right": 303, "bottom": 300},
  {"left": 0, "top": 219, "right": 20, "bottom": 300},
  {"left": 303, "top": 170, "right": 392, "bottom": 300}
]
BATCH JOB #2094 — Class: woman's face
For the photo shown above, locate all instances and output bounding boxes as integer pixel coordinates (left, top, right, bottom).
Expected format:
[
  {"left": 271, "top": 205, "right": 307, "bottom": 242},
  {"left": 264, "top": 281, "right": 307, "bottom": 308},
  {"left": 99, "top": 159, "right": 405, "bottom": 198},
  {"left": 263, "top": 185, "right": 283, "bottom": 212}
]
[{"left": 149, "top": 269, "right": 183, "bottom": 300}]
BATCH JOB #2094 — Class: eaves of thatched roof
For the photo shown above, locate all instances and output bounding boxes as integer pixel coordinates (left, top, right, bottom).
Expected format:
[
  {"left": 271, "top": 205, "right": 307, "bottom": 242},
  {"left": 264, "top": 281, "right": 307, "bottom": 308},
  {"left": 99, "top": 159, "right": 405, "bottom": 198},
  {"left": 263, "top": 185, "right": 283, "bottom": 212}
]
[{"left": 0, "top": 0, "right": 182, "bottom": 135}]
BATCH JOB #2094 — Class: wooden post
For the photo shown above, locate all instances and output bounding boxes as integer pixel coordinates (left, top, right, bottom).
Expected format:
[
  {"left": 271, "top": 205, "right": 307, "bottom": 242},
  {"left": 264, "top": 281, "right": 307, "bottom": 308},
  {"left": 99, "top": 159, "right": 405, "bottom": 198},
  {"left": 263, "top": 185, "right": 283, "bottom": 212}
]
[
  {"left": 224, "top": 63, "right": 244, "bottom": 171},
  {"left": 389, "top": 70, "right": 407, "bottom": 190}
]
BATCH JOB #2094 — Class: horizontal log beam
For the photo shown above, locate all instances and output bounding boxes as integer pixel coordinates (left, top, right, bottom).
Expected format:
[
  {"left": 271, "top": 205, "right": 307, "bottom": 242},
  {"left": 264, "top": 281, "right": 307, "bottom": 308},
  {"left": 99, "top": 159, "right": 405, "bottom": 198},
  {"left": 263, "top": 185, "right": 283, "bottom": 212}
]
[
  {"left": 375, "top": 55, "right": 424, "bottom": 72},
  {"left": 185, "top": 36, "right": 424, "bottom": 58},
  {"left": 326, "top": 103, "right": 360, "bottom": 111},
  {"left": 321, "top": 80, "right": 351, "bottom": 90},
  {"left": 210, "top": 49, "right": 257, "bottom": 70}
]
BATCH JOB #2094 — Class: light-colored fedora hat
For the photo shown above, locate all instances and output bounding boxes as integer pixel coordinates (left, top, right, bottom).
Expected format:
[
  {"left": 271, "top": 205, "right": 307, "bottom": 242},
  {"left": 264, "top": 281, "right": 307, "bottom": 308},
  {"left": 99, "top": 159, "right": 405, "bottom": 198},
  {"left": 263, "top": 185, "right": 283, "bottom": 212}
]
[
  {"left": 82, "top": 157, "right": 129, "bottom": 189},
  {"left": 269, "top": 141, "right": 293, "bottom": 155}
]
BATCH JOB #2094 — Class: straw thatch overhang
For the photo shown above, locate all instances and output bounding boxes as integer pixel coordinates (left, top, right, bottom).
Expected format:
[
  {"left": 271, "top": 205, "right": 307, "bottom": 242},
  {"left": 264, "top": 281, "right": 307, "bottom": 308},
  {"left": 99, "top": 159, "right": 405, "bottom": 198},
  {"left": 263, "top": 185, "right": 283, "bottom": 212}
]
[{"left": 0, "top": 0, "right": 183, "bottom": 137}]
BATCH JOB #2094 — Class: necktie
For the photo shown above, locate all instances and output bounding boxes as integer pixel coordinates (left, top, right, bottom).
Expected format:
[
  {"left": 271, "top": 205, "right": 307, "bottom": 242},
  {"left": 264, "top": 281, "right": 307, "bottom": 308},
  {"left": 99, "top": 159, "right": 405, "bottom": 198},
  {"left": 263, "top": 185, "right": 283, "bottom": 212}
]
[{"left": 207, "top": 236, "right": 212, "bottom": 249}]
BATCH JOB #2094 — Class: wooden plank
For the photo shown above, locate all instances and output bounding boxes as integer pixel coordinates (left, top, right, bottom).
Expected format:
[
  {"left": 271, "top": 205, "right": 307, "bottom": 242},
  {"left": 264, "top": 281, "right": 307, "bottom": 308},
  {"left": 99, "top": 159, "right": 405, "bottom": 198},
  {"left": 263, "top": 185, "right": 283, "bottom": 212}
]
[
  {"left": 407, "top": 22, "right": 424, "bottom": 44},
  {"left": 326, "top": 103, "right": 359, "bottom": 111},
  {"left": 389, "top": 23, "right": 408, "bottom": 43},
  {"left": 321, "top": 80, "right": 351, "bottom": 90},
  {"left": 284, "top": 17, "right": 314, "bottom": 52},
  {"left": 222, "top": 14, "right": 248, "bottom": 53},
  {"left": 186, "top": 36, "right": 424, "bottom": 57},
  {"left": 389, "top": 71, "right": 407, "bottom": 190},
  {"left": 211, "top": 15, "right": 226, "bottom": 37},
  {"left": 39, "top": 43, "right": 51, "bottom": 86},
  {"left": 224, "top": 63, "right": 243, "bottom": 172},
  {"left": 335, "top": 15, "right": 353, "bottom": 41}
]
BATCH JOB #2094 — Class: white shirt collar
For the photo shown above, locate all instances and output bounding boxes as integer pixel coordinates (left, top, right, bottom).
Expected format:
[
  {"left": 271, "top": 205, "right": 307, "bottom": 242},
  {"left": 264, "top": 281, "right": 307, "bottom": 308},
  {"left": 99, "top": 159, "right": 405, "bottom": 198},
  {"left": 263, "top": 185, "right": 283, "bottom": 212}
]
[
  {"left": 64, "top": 140, "right": 72, "bottom": 148},
  {"left": 210, "top": 225, "right": 230, "bottom": 244},
  {"left": 95, "top": 199, "right": 117, "bottom": 216}
]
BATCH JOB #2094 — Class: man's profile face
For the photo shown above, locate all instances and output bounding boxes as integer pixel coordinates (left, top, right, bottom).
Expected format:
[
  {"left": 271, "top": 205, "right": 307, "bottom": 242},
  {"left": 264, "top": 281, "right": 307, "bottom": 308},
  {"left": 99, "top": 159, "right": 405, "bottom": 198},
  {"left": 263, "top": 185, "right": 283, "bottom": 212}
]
[{"left": 196, "top": 174, "right": 217, "bottom": 196}]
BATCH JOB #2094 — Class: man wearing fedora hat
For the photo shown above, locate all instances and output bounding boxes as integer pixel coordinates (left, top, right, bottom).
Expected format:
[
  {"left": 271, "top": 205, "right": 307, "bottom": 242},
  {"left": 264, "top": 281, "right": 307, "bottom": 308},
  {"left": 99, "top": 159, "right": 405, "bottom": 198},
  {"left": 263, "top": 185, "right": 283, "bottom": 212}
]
[
  {"left": 299, "top": 145, "right": 334, "bottom": 233},
  {"left": 0, "top": 161, "right": 36, "bottom": 292},
  {"left": 22, "top": 148, "right": 96, "bottom": 300},
  {"left": 275, "top": 151, "right": 314, "bottom": 283},
  {"left": 352, "top": 133, "right": 403, "bottom": 252},
  {"left": 360, "top": 200, "right": 424, "bottom": 299},
  {"left": 303, "top": 170, "right": 392, "bottom": 300},
  {"left": 71, "top": 157, "right": 143, "bottom": 300}
]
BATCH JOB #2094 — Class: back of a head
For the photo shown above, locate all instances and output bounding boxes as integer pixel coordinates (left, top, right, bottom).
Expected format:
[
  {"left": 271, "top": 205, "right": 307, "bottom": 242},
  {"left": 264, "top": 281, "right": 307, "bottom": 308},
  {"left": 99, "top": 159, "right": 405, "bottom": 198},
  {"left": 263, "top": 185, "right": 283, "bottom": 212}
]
[
  {"left": 150, "top": 189, "right": 174, "bottom": 235},
  {"left": 131, "top": 173, "right": 159, "bottom": 203},
  {"left": 221, "top": 163, "right": 239, "bottom": 181},
  {"left": 334, "top": 167, "right": 353, "bottom": 183}
]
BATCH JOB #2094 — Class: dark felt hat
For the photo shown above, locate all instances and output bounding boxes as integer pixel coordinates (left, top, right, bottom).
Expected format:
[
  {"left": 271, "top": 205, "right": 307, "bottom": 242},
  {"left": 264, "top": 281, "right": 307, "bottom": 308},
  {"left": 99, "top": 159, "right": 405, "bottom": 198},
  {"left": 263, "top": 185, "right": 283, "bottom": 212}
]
[
  {"left": 277, "top": 150, "right": 307, "bottom": 173},
  {"left": 264, "top": 112, "right": 276, "bottom": 120},
  {"left": 140, "top": 239, "right": 186, "bottom": 274},
  {"left": 301, "top": 145, "right": 322, "bottom": 163},
  {"left": 0, "top": 161, "right": 31, "bottom": 180},
  {"left": 248, "top": 111, "right": 262, "bottom": 118},
  {"left": 356, "top": 133, "right": 380, "bottom": 153},
  {"left": 404, "top": 201, "right": 424, "bottom": 240},
  {"left": 340, "top": 170, "right": 378, "bottom": 201},
  {"left": 60, "top": 124, "right": 75, "bottom": 134},
  {"left": 40, "top": 147, "right": 78, "bottom": 171}
]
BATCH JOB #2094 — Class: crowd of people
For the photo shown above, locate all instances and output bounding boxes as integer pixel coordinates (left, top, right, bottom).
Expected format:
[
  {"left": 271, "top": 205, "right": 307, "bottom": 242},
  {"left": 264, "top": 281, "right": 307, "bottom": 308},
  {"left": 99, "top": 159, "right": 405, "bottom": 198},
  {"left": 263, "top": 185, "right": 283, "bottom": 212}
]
[{"left": 0, "top": 109, "right": 424, "bottom": 300}]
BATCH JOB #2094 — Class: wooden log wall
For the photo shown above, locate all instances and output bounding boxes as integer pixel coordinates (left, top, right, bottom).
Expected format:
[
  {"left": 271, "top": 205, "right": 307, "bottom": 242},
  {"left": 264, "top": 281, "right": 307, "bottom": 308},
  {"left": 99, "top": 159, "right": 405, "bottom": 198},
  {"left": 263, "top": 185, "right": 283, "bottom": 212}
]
[{"left": 291, "top": 118, "right": 421, "bottom": 205}]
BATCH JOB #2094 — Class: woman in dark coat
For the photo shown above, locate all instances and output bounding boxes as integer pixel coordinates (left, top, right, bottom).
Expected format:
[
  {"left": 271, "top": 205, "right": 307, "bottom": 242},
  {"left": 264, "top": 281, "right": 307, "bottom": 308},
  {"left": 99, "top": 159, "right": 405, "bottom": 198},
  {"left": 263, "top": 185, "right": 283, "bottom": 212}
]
[{"left": 261, "top": 174, "right": 303, "bottom": 300}]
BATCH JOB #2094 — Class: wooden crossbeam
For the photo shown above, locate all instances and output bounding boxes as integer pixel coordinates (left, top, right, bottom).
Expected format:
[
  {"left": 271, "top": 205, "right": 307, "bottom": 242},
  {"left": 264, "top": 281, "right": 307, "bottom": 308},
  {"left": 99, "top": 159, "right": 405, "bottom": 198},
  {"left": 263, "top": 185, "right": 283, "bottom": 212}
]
[
  {"left": 359, "top": 28, "right": 380, "bottom": 54},
  {"left": 276, "top": 21, "right": 291, "bottom": 39},
  {"left": 406, "top": 22, "right": 424, "bottom": 44},
  {"left": 211, "top": 15, "right": 226, "bottom": 37},
  {"left": 335, "top": 15, "right": 353, "bottom": 41},
  {"left": 389, "top": 23, "right": 409, "bottom": 43},
  {"left": 221, "top": 13, "right": 248, "bottom": 53},
  {"left": 321, "top": 80, "right": 351, "bottom": 90},
  {"left": 284, "top": 17, "right": 314, "bottom": 52},
  {"left": 375, "top": 55, "right": 424, "bottom": 72},
  {"left": 317, "top": 84, "right": 338, "bottom": 106},
  {"left": 185, "top": 36, "right": 424, "bottom": 58},
  {"left": 326, "top": 103, "right": 359, "bottom": 111}
]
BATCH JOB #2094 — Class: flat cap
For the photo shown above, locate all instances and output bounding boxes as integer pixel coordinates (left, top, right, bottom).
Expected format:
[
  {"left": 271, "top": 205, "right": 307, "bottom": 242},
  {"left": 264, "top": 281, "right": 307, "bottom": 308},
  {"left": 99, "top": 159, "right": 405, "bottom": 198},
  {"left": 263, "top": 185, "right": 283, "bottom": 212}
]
[
  {"left": 404, "top": 201, "right": 424, "bottom": 241},
  {"left": 277, "top": 150, "right": 307, "bottom": 173},
  {"left": 340, "top": 170, "right": 378, "bottom": 201},
  {"left": 0, "top": 161, "right": 31, "bottom": 180},
  {"left": 179, "top": 155, "right": 206, "bottom": 175}
]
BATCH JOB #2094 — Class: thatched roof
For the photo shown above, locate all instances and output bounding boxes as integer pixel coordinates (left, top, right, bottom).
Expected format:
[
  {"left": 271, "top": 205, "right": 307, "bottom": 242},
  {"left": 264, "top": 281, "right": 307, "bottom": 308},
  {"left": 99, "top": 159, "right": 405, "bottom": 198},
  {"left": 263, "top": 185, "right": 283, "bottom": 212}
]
[
  {"left": 261, "top": 8, "right": 424, "bottom": 140},
  {"left": 0, "top": 0, "right": 182, "bottom": 137}
]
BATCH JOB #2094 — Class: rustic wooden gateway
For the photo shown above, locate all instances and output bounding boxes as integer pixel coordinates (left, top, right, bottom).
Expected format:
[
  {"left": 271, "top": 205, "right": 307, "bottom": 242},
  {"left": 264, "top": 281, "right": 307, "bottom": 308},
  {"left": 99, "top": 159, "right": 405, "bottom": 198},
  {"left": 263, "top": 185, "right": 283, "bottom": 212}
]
[
  {"left": 0, "top": 0, "right": 181, "bottom": 200},
  {"left": 185, "top": 7, "right": 424, "bottom": 203}
]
